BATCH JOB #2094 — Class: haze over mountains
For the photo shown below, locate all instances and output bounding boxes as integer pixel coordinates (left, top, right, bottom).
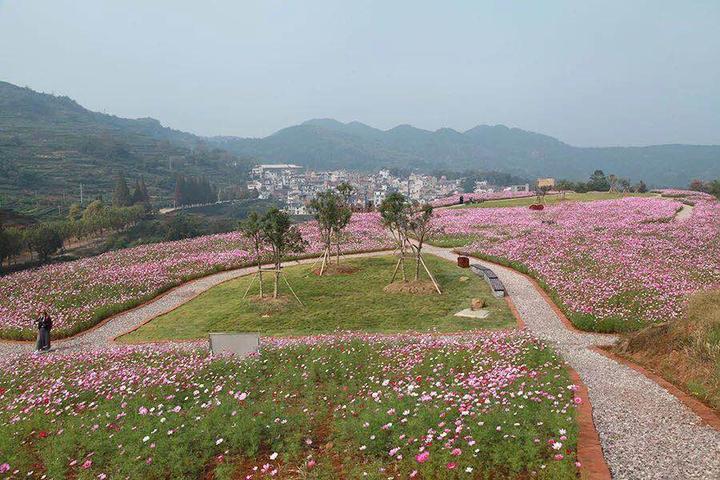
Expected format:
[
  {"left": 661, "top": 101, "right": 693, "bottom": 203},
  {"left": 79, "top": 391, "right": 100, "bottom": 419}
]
[
  {"left": 1, "top": 80, "right": 719, "bottom": 215},
  {"left": 213, "top": 118, "right": 720, "bottom": 187}
]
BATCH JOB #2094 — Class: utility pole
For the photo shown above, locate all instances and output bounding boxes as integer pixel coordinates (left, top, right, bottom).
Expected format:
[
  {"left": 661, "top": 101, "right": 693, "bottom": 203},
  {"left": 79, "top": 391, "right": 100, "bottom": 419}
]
[{"left": 80, "top": 183, "right": 84, "bottom": 205}]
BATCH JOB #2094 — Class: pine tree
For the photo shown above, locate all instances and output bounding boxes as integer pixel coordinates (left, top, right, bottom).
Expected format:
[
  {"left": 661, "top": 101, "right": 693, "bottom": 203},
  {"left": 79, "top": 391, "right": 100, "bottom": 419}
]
[
  {"left": 112, "top": 173, "right": 132, "bottom": 207},
  {"left": 139, "top": 176, "right": 151, "bottom": 210},
  {"left": 174, "top": 174, "right": 185, "bottom": 207}
]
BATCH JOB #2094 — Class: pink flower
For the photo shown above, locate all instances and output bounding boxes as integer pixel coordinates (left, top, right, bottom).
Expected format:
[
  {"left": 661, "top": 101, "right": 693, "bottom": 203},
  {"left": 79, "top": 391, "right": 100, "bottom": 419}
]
[
  {"left": 415, "top": 451, "right": 430, "bottom": 463},
  {"left": 554, "top": 454, "right": 564, "bottom": 461},
  {"left": 307, "top": 459, "right": 316, "bottom": 469},
  {"left": 0, "top": 464, "right": 10, "bottom": 474},
  {"left": 446, "top": 462, "right": 457, "bottom": 470},
  {"left": 450, "top": 448, "right": 462, "bottom": 456},
  {"left": 138, "top": 406, "right": 148, "bottom": 415},
  {"left": 82, "top": 460, "right": 92, "bottom": 469},
  {"left": 573, "top": 397, "right": 583, "bottom": 404}
]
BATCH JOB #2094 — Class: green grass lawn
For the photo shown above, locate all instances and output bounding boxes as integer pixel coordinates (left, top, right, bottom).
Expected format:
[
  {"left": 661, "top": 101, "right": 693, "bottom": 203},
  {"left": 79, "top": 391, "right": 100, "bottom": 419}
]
[
  {"left": 120, "top": 255, "right": 515, "bottom": 342},
  {"left": 450, "top": 191, "right": 654, "bottom": 209}
]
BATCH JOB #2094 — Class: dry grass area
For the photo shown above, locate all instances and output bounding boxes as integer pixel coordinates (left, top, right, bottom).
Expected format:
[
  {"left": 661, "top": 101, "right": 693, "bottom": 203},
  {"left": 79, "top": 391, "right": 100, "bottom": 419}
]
[{"left": 616, "top": 290, "right": 720, "bottom": 410}]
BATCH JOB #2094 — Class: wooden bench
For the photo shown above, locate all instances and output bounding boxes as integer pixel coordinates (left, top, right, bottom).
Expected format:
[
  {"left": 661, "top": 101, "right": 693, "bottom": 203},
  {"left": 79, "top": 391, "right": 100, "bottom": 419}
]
[{"left": 469, "top": 264, "right": 506, "bottom": 298}]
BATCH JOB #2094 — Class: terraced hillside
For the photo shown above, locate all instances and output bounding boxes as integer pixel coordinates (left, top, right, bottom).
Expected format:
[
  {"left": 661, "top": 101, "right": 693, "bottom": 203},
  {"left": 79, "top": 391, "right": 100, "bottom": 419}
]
[{"left": 0, "top": 81, "right": 251, "bottom": 216}]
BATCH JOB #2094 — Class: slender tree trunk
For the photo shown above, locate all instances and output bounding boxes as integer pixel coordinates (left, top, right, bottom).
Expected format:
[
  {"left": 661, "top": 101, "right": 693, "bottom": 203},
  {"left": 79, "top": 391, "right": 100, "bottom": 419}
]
[
  {"left": 415, "top": 251, "right": 421, "bottom": 281},
  {"left": 335, "top": 239, "right": 340, "bottom": 265},
  {"left": 274, "top": 261, "right": 279, "bottom": 299},
  {"left": 258, "top": 265, "right": 263, "bottom": 298}
]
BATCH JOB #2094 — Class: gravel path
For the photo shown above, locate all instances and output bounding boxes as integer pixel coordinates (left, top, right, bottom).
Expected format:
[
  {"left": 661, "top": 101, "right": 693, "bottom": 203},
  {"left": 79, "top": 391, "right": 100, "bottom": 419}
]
[
  {"left": 423, "top": 244, "right": 720, "bottom": 480},
  {"left": 675, "top": 203, "right": 694, "bottom": 221},
  {"left": 3, "top": 244, "right": 719, "bottom": 478}
]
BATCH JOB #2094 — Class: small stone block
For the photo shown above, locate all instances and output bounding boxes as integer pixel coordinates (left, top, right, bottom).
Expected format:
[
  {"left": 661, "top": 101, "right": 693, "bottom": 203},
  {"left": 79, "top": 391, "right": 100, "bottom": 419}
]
[
  {"left": 209, "top": 333, "right": 260, "bottom": 357},
  {"left": 454, "top": 308, "right": 490, "bottom": 319},
  {"left": 457, "top": 256, "right": 470, "bottom": 268}
]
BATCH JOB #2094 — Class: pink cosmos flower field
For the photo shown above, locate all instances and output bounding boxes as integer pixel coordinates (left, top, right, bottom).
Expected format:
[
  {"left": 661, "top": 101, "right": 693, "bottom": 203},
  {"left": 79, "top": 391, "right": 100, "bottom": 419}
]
[
  {"left": 0, "top": 330, "right": 582, "bottom": 479},
  {"left": 0, "top": 213, "right": 392, "bottom": 340},
  {"left": 431, "top": 190, "right": 720, "bottom": 331}
]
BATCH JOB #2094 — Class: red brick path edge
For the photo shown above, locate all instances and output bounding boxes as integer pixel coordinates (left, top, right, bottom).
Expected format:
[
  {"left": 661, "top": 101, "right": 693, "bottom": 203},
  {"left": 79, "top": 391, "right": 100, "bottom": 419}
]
[
  {"left": 502, "top": 289, "right": 611, "bottom": 479},
  {"left": 593, "top": 347, "right": 720, "bottom": 431},
  {"left": 568, "top": 367, "right": 613, "bottom": 480}
]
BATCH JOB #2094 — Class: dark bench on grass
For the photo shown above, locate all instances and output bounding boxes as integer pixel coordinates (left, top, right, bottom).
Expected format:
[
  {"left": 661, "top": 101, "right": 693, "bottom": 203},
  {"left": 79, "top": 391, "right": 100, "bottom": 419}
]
[{"left": 470, "top": 264, "right": 506, "bottom": 298}]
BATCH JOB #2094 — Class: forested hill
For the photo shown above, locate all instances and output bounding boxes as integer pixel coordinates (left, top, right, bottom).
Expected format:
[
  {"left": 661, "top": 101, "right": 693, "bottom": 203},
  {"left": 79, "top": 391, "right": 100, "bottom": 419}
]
[
  {"left": 212, "top": 118, "right": 720, "bottom": 187},
  {"left": 0, "top": 81, "right": 251, "bottom": 216}
]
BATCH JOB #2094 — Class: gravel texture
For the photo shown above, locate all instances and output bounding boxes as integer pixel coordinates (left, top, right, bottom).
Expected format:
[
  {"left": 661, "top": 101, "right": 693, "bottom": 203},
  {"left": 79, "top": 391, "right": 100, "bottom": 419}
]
[
  {"left": 424, "top": 244, "right": 720, "bottom": 480},
  {"left": 2, "top": 244, "right": 719, "bottom": 479}
]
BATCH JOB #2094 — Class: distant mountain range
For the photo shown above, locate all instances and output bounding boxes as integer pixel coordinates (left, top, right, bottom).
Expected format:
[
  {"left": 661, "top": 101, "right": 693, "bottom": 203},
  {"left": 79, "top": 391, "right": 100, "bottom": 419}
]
[
  {"left": 1, "top": 80, "right": 719, "bottom": 218},
  {"left": 212, "top": 118, "right": 720, "bottom": 187}
]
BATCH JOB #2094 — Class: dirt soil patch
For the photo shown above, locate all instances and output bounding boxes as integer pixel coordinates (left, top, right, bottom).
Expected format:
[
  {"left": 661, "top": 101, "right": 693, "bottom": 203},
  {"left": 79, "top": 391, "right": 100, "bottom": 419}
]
[
  {"left": 312, "top": 263, "right": 359, "bottom": 275},
  {"left": 383, "top": 280, "right": 438, "bottom": 295}
]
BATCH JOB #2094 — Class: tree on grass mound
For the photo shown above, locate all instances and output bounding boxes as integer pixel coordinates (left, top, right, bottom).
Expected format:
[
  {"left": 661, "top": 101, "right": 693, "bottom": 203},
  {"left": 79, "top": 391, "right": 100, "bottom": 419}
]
[
  {"left": 260, "top": 208, "right": 307, "bottom": 301},
  {"left": 408, "top": 203, "right": 441, "bottom": 293},
  {"left": 309, "top": 184, "right": 353, "bottom": 275},
  {"left": 239, "top": 211, "right": 266, "bottom": 297},
  {"left": 380, "top": 192, "right": 412, "bottom": 282}
]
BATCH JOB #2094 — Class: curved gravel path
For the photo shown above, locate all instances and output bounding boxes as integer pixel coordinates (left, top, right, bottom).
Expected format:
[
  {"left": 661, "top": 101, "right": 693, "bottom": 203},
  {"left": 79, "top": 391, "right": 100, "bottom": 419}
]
[
  {"left": 422, "top": 244, "right": 720, "bottom": 480},
  {"left": 2, "top": 244, "right": 719, "bottom": 479}
]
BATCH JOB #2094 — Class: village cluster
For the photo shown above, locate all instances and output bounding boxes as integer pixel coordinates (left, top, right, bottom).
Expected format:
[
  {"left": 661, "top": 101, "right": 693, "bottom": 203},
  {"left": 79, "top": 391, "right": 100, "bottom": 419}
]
[{"left": 246, "top": 164, "right": 531, "bottom": 214}]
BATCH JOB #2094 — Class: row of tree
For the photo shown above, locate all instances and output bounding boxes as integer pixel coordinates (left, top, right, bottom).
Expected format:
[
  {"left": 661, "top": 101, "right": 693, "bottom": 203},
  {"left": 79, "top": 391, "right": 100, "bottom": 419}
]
[
  {"left": 0, "top": 202, "right": 147, "bottom": 271},
  {"left": 555, "top": 170, "right": 647, "bottom": 193},
  {"left": 237, "top": 186, "right": 441, "bottom": 302},
  {"left": 689, "top": 179, "right": 720, "bottom": 198},
  {"left": 174, "top": 175, "right": 217, "bottom": 207},
  {"left": 114, "top": 172, "right": 254, "bottom": 209},
  {"left": 112, "top": 174, "right": 151, "bottom": 209}
]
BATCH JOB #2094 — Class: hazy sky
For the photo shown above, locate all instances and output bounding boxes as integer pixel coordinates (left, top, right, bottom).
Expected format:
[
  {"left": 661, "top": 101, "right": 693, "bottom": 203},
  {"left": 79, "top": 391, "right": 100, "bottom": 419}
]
[{"left": 1, "top": 0, "right": 718, "bottom": 146}]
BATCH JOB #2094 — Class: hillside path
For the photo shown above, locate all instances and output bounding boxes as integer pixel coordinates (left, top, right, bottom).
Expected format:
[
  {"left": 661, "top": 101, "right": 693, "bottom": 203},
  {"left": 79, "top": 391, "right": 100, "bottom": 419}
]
[
  {"left": 675, "top": 203, "right": 694, "bottom": 221},
  {"left": 2, "top": 244, "right": 719, "bottom": 479}
]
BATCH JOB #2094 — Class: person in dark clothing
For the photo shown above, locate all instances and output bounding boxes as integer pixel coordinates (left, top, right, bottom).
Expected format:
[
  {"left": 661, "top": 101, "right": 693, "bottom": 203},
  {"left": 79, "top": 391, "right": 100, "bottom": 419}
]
[{"left": 34, "top": 311, "right": 52, "bottom": 352}]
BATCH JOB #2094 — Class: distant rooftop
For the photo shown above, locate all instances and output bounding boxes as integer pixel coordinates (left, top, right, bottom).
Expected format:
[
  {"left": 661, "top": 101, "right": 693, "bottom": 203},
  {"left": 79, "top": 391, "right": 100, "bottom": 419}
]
[{"left": 255, "top": 164, "right": 303, "bottom": 169}]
